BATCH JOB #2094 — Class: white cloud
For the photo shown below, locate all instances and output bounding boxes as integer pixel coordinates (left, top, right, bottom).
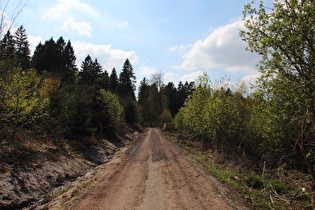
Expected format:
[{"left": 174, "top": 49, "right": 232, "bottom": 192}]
[
  {"left": 164, "top": 72, "right": 179, "bottom": 84},
  {"left": 180, "top": 71, "right": 204, "bottom": 83},
  {"left": 44, "top": 0, "right": 96, "bottom": 36},
  {"left": 175, "top": 19, "right": 260, "bottom": 75},
  {"left": 118, "top": 21, "right": 129, "bottom": 28},
  {"left": 138, "top": 66, "right": 161, "bottom": 77},
  {"left": 170, "top": 44, "right": 192, "bottom": 54},
  {"left": 28, "top": 35, "right": 44, "bottom": 53},
  {"left": 62, "top": 17, "right": 92, "bottom": 37},
  {"left": 72, "top": 41, "right": 139, "bottom": 71}
]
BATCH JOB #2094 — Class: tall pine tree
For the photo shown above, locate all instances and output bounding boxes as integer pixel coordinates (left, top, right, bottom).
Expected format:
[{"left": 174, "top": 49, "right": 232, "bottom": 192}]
[
  {"left": 31, "top": 37, "right": 77, "bottom": 83},
  {"left": 118, "top": 59, "right": 136, "bottom": 100},
  {"left": 0, "top": 30, "right": 15, "bottom": 61},
  {"left": 63, "top": 40, "right": 77, "bottom": 83},
  {"left": 109, "top": 68, "right": 118, "bottom": 93},
  {"left": 79, "top": 55, "right": 102, "bottom": 86},
  {"left": 14, "top": 25, "right": 30, "bottom": 70}
]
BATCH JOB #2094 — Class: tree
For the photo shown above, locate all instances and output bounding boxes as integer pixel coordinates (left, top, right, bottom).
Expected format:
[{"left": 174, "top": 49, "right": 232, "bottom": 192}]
[
  {"left": 14, "top": 25, "right": 30, "bottom": 70},
  {"left": 79, "top": 55, "right": 102, "bottom": 86},
  {"left": 0, "top": 68, "right": 40, "bottom": 144},
  {"left": 240, "top": 0, "right": 315, "bottom": 201},
  {"left": 138, "top": 77, "right": 149, "bottom": 105},
  {"left": 63, "top": 40, "right": 77, "bottom": 83},
  {"left": 0, "top": 30, "right": 15, "bottom": 61},
  {"left": 176, "top": 81, "right": 195, "bottom": 110},
  {"left": 118, "top": 59, "right": 136, "bottom": 100},
  {"left": 151, "top": 72, "right": 163, "bottom": 92},
  {"left": 162, "top": 82, "right": 178, "bottom": 117},
  {"left": 31, "top": 37, "right": 77, "bottom": 83},
  {"left": 109, "top": 68, "right": 118, "bottom": 93},
  {"left": 31, "top": 38, "right": 59, "bottom": 74},
  {"left": 31, "top": 42, "right": 44, "bottom": 72},
  {"left": 99, "top": 70, "right": 110, "bottom": 90}
]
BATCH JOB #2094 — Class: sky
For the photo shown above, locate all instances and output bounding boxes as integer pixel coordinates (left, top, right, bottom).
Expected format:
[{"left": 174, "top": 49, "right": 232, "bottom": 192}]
[{"left": 4, "top": 0, "right": 270, "bottom": 90}]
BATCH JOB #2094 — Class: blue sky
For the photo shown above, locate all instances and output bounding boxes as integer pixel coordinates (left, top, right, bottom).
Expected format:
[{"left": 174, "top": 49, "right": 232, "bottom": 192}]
[{"left": 5, "top": 0, "right": 268, "bottom": 89}]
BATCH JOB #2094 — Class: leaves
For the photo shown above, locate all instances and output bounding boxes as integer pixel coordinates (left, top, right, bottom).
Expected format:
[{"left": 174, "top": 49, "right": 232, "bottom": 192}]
[{"left": 0, "top": 68, "right": 40, "bottom": 127}]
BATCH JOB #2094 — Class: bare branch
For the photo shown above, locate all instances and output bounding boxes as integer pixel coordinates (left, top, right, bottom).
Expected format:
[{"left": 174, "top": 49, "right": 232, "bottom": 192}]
[{"left": 0, "top": 0, "right": 28, "bottom": 37}]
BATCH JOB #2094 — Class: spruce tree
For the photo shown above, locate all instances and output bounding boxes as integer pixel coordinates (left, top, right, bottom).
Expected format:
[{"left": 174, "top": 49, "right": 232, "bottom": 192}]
[
  {"left": 109, "top": 68, "right": 118, "bottom": 93},
  {"left": 0, "top": 30, "right": 15, "bottom": 61},
  {"left": 118, "top": 59, "right": 136, "bottom": 99},
  {"left": 31, "top": 42, "right": 44, "bottom": 74},
  {"left": 80, "top": 55, "right": 102, "bottom": 86},
  {"left": 14, "top": 25, "right": 30, "bottom": 70},
  {"left": 100, "top": 70, "right": 110, "bottom": 90},
  {"left": 63, "top": 40, "right": 77, "bottom": 83}
]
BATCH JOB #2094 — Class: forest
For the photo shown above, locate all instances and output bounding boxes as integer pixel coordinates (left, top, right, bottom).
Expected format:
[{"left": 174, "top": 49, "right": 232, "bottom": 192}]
[
  {"left": 0, "top": 25, "right": 195, "bottom": 141},
  {"left": 0, "top": 0, "right": 314, "bottom": 208}
]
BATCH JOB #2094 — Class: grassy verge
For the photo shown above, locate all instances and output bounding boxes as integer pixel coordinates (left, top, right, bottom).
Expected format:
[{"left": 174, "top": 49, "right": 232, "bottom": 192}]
[{"left": 165, "top": 131, "right": 312, "bottom": 209}]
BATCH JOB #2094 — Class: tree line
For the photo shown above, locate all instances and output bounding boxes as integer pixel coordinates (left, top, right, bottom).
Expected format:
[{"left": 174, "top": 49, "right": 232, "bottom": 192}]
[{"left": 0, "top": 26, "right": 194, "bottom": 144}]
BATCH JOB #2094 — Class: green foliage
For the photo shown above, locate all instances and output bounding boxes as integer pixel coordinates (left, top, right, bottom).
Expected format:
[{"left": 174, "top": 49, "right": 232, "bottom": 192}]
[
  {"left": 100, "top": 89, "right": 124, "bottom": 122},
  {"left": 14, "top": 25, "right": 31, "bottom": 70},
  {"left": 240, "top": 0, "right": 315, "bottom": 188},
  {"left": 79, "top": 55, "right": 102, "bottom": 86},
  {"left": 32, "top": 37, "right": 77, "bottom": 84},
  {"left": 0, "top": 68, "right": 40, "bottom": 130},
  {"left": 161, "top": 108, "right": 173, "bottom": 124},
  {"left": 138, "top": 74, "right": 195, "bottom": 127},
  {"left": 63, "top": 86, "right": 94, "bottom": 137},
  {"left": 120, "top": 97, "right": 138, "bottom": 125},
  {"left": 174, "top": 73, "right": 254, "bottom": 152}
]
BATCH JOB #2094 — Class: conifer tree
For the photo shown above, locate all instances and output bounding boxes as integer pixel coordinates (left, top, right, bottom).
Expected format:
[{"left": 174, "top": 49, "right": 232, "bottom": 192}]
[
  {"left": 80, "top": 55, "right": 102, "bottom": 86},
  {"left": 118, "top": 59, "right": 136, "bottom": 100},
  {"left": 100, "top": 70, "right": 110, "bottom": 90},
  {"left": 31, "top": 42, "right": 44, "bottom": 73},
  {"left": 162, "top": 82, "right": 178, "bottom": 117},
  {"left": 138, "top": 77, "right": 149, "bottom": 105},
  {"left": 109, "top": 68, "right": 118, "bottom": 93},
  {"left": 63, "top": 40, "right": 77, "bottom": 83},
  {"left": 14, "top": 25, "right": 30, "bottom": 70},
  {"left": 0, "top": 30, "right": 15, "bottom": 61}
]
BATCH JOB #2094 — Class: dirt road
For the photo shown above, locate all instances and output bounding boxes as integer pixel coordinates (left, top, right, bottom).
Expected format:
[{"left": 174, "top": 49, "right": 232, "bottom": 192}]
[{"left": 40, "top": 128, "right": 250, "bottom": 210}]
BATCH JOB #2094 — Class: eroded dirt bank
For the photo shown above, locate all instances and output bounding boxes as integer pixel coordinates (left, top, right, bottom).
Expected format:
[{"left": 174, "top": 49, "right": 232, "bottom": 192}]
[
  {"left": 39, "top": 128, "right": 251, "bottom": 210},
  {"left": 0, "top": 131, "right": 139, "bottom": 209}
]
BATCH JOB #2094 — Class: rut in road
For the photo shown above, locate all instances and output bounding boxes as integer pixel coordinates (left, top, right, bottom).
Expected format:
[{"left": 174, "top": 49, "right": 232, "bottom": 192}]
[{"left": 44, "top": 128, "right": 250, "bottom": 210}]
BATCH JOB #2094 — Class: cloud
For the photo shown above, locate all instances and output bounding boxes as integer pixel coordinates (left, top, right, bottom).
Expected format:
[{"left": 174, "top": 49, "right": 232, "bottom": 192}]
[
  {"left": 138, "top": 66, "right": 161, "bottom": 77},
  {"left": 164, "top": 72, "right": 179, "bottom": 84},
  {"left": 62, "top": 17, "right": 92, "bottom": 37},
  {"left": 28, "top": 35, "right": 45, "bottom": 53},
  {"left": 72, "top": 41, "right": 139, "bottom": 71},
  {"left": 175, "top": 19, "right": 260, "bottom": 75},
  {"left": 118, "top": 21, "right": 129, "bottom": 28},
  {"left": 180, "top": 71, "right": 204, "bottom": 83},
  {"left": 170, "top": 44, "right": 192, "bottom": 54},
  {"left": 44, "top": 0, "right": 96, "bottom": 36}
]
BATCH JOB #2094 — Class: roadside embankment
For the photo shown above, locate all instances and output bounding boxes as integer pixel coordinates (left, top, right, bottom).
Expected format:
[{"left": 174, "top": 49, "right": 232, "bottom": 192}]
[{"left": 0, "top": 129, "right": 140, "bottom": 209}]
